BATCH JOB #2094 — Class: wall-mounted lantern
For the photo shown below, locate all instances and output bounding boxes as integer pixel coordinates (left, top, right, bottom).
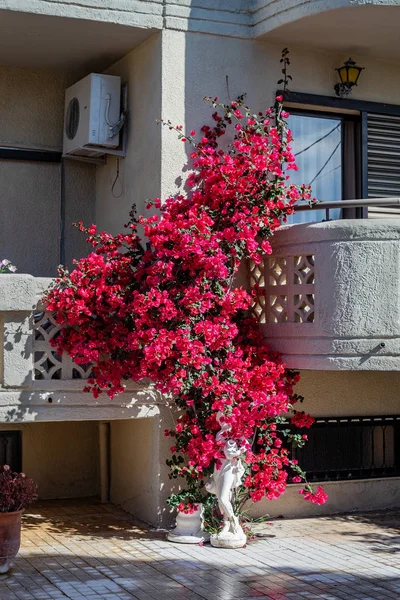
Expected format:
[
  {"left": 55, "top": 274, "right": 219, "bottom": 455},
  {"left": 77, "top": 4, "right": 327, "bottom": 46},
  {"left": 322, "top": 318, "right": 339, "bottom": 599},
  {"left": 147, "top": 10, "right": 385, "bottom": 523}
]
[{"left": 334, "top": 58, "right": 364, "bottom": 98}]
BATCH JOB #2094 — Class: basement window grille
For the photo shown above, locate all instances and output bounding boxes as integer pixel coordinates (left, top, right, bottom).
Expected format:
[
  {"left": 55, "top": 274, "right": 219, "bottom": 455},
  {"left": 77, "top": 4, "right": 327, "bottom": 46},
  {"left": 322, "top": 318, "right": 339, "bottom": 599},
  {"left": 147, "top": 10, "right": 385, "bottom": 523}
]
[
  {"left": 290, "top": 416, "right": 400, "bottom": 482},
  {"left": 0, "top": 431, "right": 22, "bottom": 472}
]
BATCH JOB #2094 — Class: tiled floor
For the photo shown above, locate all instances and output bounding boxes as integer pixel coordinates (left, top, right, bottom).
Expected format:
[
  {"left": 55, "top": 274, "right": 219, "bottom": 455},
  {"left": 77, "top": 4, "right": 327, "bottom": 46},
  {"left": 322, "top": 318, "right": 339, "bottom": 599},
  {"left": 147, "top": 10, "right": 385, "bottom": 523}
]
[{"left": 1, "top": 499, "right": 399, "bottom": 600}]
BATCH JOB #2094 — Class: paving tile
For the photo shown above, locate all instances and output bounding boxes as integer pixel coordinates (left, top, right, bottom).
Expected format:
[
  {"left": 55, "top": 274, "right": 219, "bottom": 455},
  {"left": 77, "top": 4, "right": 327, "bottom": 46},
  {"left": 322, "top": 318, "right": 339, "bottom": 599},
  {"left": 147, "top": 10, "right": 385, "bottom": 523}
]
[{"left": 1, "top": 499, "right": 400, "bottom": 600}]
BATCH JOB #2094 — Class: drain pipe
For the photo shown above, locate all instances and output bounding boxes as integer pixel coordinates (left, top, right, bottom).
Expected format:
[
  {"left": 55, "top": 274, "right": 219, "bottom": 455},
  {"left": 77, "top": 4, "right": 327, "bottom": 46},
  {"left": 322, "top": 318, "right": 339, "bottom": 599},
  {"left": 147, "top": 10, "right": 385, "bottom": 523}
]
[{"left": 99, "top": 422, "right": 111, "bottom": 503}]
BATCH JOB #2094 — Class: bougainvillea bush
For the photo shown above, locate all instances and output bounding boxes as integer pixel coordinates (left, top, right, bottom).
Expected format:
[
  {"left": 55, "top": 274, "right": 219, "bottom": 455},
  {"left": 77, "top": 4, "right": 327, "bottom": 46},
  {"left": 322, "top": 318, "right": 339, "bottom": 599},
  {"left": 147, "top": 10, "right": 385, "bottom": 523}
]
[{"left": 45, "top": 54, "right": 327, "bottom": 515}]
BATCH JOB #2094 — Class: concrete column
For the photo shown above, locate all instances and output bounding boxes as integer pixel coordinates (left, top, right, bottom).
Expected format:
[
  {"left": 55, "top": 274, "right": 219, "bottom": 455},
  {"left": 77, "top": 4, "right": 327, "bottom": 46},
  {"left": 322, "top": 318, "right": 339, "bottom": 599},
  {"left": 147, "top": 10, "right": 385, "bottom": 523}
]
[
  {"left": 99, "top": 422, "right": 110, "bottom": 503},
  {"left": 0, "top": 275, "right": 36, "bottom": 388}
]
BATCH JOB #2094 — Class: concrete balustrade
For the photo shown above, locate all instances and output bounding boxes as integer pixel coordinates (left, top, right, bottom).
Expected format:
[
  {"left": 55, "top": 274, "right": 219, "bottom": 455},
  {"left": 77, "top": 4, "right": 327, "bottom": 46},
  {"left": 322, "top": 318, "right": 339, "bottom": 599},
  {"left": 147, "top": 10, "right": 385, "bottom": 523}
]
[
  {"left": 254, "top": 219, "right": 400, "bottom": 370},
  {"left": 0, "top": 274, "right": 162, "bottom": 423}
]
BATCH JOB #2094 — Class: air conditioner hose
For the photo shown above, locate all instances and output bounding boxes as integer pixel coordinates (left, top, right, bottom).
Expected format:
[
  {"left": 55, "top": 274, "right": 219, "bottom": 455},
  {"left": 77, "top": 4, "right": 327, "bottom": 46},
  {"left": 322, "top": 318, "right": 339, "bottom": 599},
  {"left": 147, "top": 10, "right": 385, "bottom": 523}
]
[{"left": 105, "top": 93, "right": 126, "bottom": 139}]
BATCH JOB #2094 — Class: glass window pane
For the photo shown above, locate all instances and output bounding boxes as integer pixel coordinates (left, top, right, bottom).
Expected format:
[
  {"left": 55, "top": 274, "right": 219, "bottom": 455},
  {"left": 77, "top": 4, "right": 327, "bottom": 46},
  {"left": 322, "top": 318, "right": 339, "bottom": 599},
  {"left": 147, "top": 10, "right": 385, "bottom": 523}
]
[{"left": 286, "top": 114, "right": 342, "bottom": 224}]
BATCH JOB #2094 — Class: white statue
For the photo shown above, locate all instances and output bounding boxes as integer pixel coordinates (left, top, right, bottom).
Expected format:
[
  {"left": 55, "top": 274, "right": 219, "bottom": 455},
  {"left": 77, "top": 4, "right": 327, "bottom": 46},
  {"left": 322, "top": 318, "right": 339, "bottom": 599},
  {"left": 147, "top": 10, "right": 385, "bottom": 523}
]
[{"left": 206, "top": 412, "right": 248, "bottom": 548}]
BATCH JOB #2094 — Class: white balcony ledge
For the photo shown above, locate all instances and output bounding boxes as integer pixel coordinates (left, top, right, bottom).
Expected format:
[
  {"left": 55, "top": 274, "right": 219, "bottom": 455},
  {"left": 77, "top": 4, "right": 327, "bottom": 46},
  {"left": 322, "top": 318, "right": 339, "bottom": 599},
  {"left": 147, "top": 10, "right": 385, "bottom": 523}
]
[
  {"left": 255, "top": 1, "right": 400, "bottom": 60},
  {"left": 252, "top": 219, "right": 400, "bottom": 371},
  {"left": 0, "top": 275, "right": 162, "bottom": 423}
]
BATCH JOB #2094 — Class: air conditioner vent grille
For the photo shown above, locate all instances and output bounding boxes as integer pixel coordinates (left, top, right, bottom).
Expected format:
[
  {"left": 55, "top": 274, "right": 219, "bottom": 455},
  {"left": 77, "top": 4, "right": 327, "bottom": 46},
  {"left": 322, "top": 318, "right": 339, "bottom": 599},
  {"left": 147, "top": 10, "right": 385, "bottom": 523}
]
[{"left": 65, "top": 97, "right": 80, "bottom": 141}]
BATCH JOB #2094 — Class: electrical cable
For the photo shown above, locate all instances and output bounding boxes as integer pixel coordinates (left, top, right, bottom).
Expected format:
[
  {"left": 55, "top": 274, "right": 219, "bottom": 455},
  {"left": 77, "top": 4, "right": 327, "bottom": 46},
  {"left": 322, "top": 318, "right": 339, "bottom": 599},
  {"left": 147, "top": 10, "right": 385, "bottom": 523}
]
[
  {"left": 111, "top": 158, "right": 123, "bottom": 198},
  {"left": 294, "top": 122, "right": 340, "bottom": 157}
]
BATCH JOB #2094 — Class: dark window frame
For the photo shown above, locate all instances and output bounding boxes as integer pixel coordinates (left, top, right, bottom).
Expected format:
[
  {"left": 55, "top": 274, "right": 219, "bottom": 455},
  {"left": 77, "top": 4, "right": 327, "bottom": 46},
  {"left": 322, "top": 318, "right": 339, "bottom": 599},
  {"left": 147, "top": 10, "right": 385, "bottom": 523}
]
[
  {"left": 280, "top": 90, "right": 400, "bottom": 217},
  {"left": 286, "top": 108, "right": 362, "bottom": 212},
  {"left": 0, "top": 431, "right": 22, "bottom": 472},
  {"left": 0, "top": 147, "right": 61, "bottom": 162}
]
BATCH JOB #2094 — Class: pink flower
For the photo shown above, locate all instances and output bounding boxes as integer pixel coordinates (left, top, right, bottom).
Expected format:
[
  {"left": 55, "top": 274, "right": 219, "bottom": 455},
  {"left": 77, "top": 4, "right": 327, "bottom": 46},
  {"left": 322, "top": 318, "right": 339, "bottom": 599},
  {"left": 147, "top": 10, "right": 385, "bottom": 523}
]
[
  {"left": 291, "top": 413, "right": 315, "bottom": 429},
  {"left": 300, "top": 486, "right": 328, "bottom": 505},
  {"left": 44, "top": 70, "right": 315, "bottom": 514}
]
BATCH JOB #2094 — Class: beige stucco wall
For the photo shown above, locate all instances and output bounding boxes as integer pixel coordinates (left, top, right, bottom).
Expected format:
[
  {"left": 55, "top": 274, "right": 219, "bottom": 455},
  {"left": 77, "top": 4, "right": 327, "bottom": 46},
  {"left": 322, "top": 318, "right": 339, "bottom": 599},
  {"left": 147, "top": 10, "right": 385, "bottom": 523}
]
[
  {"left": 0, "top": 66, "right": 74, "bottom": 151},
  {"left": 245, "top": 369, "right": 400, "bottom": 519},
  {"left": 0, "top": 421, "right": 100, "bottom": 498},
  {"left": 297, "top": 370, "right": 400, "bottom": 417},
  {"left": 96, "top": 33, "right": 162, "bottom": 234},
  {"left": 160, "top": 30, "right": 400, "bottom": 200},
  {"left": 110, "top": 417, "right": 161, "bottom": 524},
  {"left": 0, "top": 65, "right": 95, "bottom": 276},
  {"left": 248, "top": 477, "right": 400, "bottom": 520},
  {"left": 96, "top": 29, "right": 400, "bottom": 233}
]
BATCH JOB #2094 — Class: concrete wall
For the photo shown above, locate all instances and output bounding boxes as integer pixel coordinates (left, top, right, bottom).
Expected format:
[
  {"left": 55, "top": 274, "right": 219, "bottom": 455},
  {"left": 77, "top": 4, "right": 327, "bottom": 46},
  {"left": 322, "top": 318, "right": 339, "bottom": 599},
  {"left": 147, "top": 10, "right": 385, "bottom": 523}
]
[
  {"left": 258, "top": 220, "right": 400, "bottom": 371},
  {"left": 248, "top": 477, "right": 400, "bottom": 520},
  {"left": 3, "top": 1, "right": 397, "bottom": 40},
  {"left": 110, "top": 418, "right": 160, "bottom": 524},
  {"left": 158, "top": 31, "right": 400, "bottom": 201},
  {"left": 0, "top": 421, "right": 100, "bottom": 498},
  {"left": 244, "top": 369, "right": 400, "bottom": 519},
  {"left": 0, "top": 65, "right": 95, "bottom": 276},
  {"left": 96, "top": 33, "right": 162, "bottom": 234},
  {"left": 109, "top": 408, "right": 176, "bottom": 527},
  {"left": 253, "top": 0, "right": 400, "bottom": 36},
  {"left": 297, "top": 370, "right": 400, "bottom": 418},
  {"left": 96, "top": 28, "right": 400, "bottom": 227}
]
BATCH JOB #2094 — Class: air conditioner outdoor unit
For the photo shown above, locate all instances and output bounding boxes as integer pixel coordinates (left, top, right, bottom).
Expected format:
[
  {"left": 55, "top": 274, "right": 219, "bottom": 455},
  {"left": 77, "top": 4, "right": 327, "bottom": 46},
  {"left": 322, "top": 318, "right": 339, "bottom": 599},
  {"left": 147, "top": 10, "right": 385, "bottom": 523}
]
[{"left": 63, "top": 73, "right": 124, "bottom": 159}]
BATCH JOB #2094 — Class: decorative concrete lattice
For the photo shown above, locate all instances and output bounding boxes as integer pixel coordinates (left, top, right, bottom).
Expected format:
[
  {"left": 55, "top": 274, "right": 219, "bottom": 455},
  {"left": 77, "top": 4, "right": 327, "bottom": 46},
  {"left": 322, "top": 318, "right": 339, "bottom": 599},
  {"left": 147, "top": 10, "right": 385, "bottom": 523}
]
[
  {"left": 250, "top": 254, "right": 315, "bottom": 324},
  {"left": 33, "top": 311, "right": 92, "bottom": 380}
]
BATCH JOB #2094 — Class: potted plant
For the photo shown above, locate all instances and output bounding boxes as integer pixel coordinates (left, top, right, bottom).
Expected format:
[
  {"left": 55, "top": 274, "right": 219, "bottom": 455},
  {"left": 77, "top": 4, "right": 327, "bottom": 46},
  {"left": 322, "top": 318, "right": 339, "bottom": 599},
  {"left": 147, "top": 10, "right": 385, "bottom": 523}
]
[
  {"left": 0, "top": 260, "right": 17, "bottom": 274},
  {"left": 0, "top": 465, "right": 37, "bottom": 573},
  {"left": 167, "top": 488, "right": 211, "bottom": 544}
]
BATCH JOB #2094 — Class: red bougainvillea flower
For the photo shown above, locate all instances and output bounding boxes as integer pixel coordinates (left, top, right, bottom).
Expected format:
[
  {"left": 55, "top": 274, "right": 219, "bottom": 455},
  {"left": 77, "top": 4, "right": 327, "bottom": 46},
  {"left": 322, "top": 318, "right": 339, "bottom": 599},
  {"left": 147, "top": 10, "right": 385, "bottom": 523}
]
[{"left": 45, "top": 59, "right": 326, "bottom": 511}]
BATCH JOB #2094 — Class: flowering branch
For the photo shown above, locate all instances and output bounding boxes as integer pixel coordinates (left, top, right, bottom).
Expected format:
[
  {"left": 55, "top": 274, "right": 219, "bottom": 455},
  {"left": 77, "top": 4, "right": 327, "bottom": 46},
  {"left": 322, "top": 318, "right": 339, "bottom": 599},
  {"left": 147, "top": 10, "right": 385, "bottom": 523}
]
[{"left": 45, "top": 50, "right": 326, "bottom": 518}]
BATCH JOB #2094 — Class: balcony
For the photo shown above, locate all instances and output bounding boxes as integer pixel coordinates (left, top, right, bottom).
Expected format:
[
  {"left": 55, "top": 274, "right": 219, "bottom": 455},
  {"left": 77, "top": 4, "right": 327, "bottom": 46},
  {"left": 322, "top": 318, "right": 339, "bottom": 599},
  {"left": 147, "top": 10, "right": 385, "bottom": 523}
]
[
  {"left": 254, "top": 1, "right": 400, "bottom": 62},
  {"left": 0, "top": 275, "right": 160, "bottom": 423},
  {"left": 2, "top": 213, "right": 399, "bottom": 427},
  {"left": 251, "top": 217, "right": 400, "bottom": 371},
  {"left": 0, "top": 1, "right": 162, "bottom": 70}
]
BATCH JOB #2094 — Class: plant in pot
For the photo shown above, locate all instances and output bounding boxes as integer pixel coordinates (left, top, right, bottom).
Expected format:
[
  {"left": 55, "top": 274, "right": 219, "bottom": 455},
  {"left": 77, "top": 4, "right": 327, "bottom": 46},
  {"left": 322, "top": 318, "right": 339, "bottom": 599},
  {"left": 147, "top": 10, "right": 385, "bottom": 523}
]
[
  {"left": 0, "top": 465, "right": 38, "bottom": 574},
  {"left": 167, "top": 486, "right": 212, "bottom": 544},
  {"left": 0, "top": 260, "right": 17, "bottom": 274}
]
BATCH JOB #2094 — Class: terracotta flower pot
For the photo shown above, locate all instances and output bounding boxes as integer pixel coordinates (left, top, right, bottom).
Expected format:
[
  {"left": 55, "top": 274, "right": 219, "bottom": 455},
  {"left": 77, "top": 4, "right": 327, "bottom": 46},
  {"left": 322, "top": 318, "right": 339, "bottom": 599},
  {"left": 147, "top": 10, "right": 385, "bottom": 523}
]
[{"left": 0, "top": 511, "right": 22, "bottom": 574}]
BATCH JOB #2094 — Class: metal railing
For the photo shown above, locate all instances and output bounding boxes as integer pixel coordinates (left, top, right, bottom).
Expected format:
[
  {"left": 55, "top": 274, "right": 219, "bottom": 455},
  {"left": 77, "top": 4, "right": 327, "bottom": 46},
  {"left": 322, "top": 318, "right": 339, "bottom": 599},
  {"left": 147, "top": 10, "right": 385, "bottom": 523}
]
[
  {"left": 290, "top": 416, "right": 400, "bottom": 482},
  {"left": 292, "top": 197, "right": 400, "bottom": 221}
]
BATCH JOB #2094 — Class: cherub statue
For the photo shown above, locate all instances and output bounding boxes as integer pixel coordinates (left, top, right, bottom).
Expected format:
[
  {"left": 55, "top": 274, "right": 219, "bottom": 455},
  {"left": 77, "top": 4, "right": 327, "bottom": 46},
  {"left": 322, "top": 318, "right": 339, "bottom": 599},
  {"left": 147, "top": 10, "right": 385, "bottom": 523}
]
[{"left": 206, "top": 412, "right": 248, "bottom": 548}]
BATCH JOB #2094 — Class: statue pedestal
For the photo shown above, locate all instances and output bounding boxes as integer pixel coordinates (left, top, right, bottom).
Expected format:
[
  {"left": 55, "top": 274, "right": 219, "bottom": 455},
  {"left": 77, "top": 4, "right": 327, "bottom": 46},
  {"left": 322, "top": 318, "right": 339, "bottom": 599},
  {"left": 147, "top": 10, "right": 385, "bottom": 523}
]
[
  {"left": 210, "top": 528, "right": 247, "bottom": 549},
  {"left": 167, "top": 504, "right": 210, "bottom": 545}
]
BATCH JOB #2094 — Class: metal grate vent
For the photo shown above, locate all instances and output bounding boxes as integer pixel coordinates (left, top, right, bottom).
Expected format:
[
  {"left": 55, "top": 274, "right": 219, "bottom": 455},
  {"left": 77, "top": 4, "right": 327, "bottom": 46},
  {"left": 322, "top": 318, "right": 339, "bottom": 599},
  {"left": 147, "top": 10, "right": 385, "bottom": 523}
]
[
  {"left": 65, "top": 97, "right": 80, "bottom": 141},
  {"left": 290, "top": 415, "right": 400, "bottom": 482}
]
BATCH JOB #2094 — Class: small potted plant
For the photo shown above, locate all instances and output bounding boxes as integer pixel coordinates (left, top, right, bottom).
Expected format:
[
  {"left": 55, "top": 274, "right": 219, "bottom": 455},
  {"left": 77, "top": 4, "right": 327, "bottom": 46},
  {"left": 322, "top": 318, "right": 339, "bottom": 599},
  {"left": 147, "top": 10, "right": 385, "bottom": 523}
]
[
  {"left": 0, "top": 260, "right": 17, "bottom": 274},
  {"left": 0, "top": 465, "right": 37, "bottom": 573},
  {"left": 167, "top": 488, "right": 211, "bottom": 544}
]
